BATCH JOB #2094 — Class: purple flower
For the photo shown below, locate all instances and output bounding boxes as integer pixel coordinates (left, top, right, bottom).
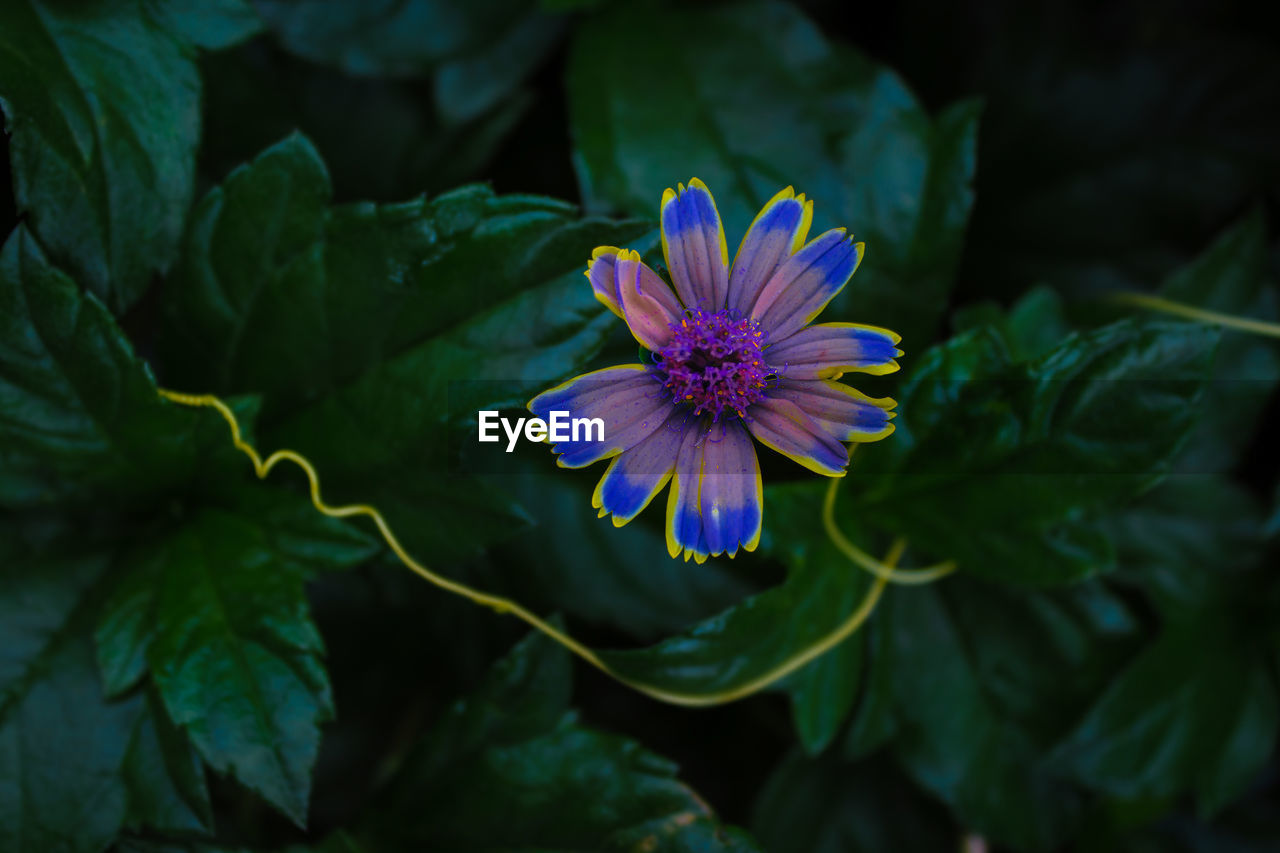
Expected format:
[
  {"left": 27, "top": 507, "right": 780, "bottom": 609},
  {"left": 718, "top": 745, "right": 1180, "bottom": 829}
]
[{"left": 529, "top": 180, "right": 901, "bottom": 562}]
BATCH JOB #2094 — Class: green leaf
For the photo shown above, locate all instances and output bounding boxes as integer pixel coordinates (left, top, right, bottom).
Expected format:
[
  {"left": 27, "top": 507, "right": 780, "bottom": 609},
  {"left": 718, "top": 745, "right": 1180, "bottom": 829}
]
[
  {"left": 589, "top": 485, "right": 873, "bottom": 700},
  {"left": 366, "top": 629, "right": 758, "bottom": 851},
  {"left": 752, "top": 751, "right": 955, "bottom": 853},
  {"left": 846, "top": 319, "right": 1219, "bottom": 583},
  {"left": 145, "top": 0, "right": 263, "bottom": 49},
  {"left": 0, "top": 519, "right": 108, "bottom": 708},
  {"left": 1095, "top": 789, "right": 1280, "bottom": 853},
  {"left": 493, "top": 469, "right": 757, "bottom": 640},
  {"left": 254, "top": 0, "right": 564, "bottom": 122},
  {"left": 0, "top": 0, "right": 205, "bottom": 310},
  {"left": 1052, "top": 616, "right": 1278, "bottom": 816},
  {"left": 162, "top": 134, "right": 334, "bottom": 397},
  {"left": 200, "top": 43, "right": 531, "bottom": 202},
  {"left": 0, "top": 227, "right": 241, "bottom": 509},
  {"left": 761, "top": 489, "right": 872, "bottom": 756},
  {"left": 1157, "top": 210, "right": 1278, "bottom": 473},
  {"left": 569, "top": 0, "right": 979, "bottom": 344},
  {"left": 95, "top": 484, "right": 377, "bottom": 699},
  {"left": 163, "top": 134, "right": 657, "bottom": 562},
  {"left": 1161, "top": 209, "right": 1272, "bottom": 324},
  {"left": 165, "top": 134, "right": 656, "bottom": 402},
  {"left": 120, "top": 687, "right": 213, "bottom": 834},
  {"left": 1106, "top": 475, "right": 1266, "bottom": 621},
  {"left": 1, "top": 631, "right": 139, "bottom": 853},
  {"left": 952, "top": 285, "right": 1072, "bottom": 364},
  {"left": 381, "top": 625, "right": 573, "bottom": 795},
  {"left": 216, "top": 484, "right": 382, "bottom": 572},
  {"left": 841, "top": 614, "right": 899, "bottom": 759},
  {"left": 1075, "top": 473, "right": 1278, "bottom": 817},
  {"left": 0, "top": 521, "right": 210, "bottom": 851},
  {"left": 95, "top": 508, "right": 342, "bottom": 826},
  {"left": 881, "top": 579, "right": 1139, "bottom": 850},
  {"left": 782, "top": 608, "right": 862, "bottom": 756}
]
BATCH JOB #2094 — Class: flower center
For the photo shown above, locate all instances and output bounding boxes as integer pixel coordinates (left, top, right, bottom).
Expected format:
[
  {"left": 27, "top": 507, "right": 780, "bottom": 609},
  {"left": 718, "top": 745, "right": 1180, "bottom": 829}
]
[{"left": 656, "top": 309, "right": 770, "bottom": 420}]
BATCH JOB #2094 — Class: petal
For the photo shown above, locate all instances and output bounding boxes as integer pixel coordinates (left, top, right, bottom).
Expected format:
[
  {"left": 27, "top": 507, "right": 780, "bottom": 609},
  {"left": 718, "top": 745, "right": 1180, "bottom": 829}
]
[
  {"left": 750, "top": 230, "right": 864, "bottom": 341},
  {"left": 727, "top": 187, "right": 813, "bottom": 316},
  {"left": 592, "top": 409, "right": 685, "bottom": 525},
  {"left": 661, "top": 178, "right": 730, "bottom": 311},
  {"left": 698, "top": 420, "right": 763, "bottom": 557},
  {"left": 666, "top": 422, "right": 709, "bottom": 560},
  {"left": 615, "top": 250, "right": 682, "bottom": 351},
  {"left": 745, "top": 395, "right": 850, "bottom": 476},
  {"left": 528, "top": 365, "right": 671, "bottom": 468},
  {"left": 767, "top": 378, "right": 896, "bottom": 443},
  {"left": 586, "top": 246, "right": 625, "bottom": 319},
  {"left": 766, "top": 322, "right": 902, "bottom": 379},
  {"left": 665, "top": 420, "right": 764, "bottom": 561}
]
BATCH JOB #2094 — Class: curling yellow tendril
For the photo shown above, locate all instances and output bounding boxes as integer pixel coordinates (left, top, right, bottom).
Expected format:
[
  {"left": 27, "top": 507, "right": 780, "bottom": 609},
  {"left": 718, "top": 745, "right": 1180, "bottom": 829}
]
[
  {"left": 158, "top": 388, "right": 912, "bottom": 707},
  {"left": 822, "top": 446, "right": 957, "bottom": 585},
  {"left": 1111, "top": 292, "right": 1280, "bottom": 338}
]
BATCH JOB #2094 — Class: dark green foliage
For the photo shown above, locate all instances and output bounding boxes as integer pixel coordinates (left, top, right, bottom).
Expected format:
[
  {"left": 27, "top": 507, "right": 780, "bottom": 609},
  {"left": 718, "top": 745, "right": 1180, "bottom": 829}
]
[
  {"left": 495, "top": 469, "right": 758, "bottom": 638},
  {"left": 199, "top": 44, "right": 530, "bottom": 203},
  {"left": 1, "top": 0, "right": 1278, "bottom": 851},
  {"left": 847, "top": 319, "right": 1220, "bottom": 584},
  {"left": 253, "top": 0, "right": 563, "bottom": 121},
  {"left": 0, "top": 227, "right": 244, "bottom": 507},
  {"left": 0, "top": 0, "right": 227, "bottom": 310},
  {"left": 356, "top": 629, "right": 758, "bottom": 851},
  {"left": 97, "top": 508, "right": 341, "bottom": 824},
  {"left": 163, "top": 132, "right": 656, "bottom": 564},
  {"left": 1053, "top": 616, "right": 1276, "bottom": 815},
  {"left": 752, "top": 751, "right": 955, "bottom": 852},
  {"left": 0, "top": 522, "right": 210, "bottom": 853},
  {"left": 1158, "top": 210, "right": 1279, "bottom": 472}
]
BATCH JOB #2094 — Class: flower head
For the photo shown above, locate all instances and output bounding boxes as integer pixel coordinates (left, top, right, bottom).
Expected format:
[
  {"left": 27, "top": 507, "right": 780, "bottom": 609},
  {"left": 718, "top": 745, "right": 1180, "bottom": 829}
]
[{"left": 529, "top": 180, "right": 901, "bottom": 562}]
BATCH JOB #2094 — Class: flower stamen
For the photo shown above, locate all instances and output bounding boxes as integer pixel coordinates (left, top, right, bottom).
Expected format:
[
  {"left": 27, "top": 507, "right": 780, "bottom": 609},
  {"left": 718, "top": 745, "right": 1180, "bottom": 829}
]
[{"left": 655, "top": 308, "right": 771, "bottom": 421}]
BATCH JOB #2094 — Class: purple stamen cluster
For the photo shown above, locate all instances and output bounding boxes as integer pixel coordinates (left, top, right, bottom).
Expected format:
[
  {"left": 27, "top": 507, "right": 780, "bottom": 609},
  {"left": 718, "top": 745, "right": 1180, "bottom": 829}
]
[{"left": 656, "top": 308, "right": 770, "bottom": 420}]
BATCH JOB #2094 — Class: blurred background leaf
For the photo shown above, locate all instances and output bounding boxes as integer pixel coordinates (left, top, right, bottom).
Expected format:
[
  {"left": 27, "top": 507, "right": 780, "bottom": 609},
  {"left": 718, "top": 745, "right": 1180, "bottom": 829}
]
[
  {"left": 199, "top": 40, "right": 533, "bottom": 203},
  {"left": 752, "top": 751, "right": 955, "bottom": 853},
  {"left": 253, "top": 0, "right": 564, "bottom": 123},
  {"left": 950, "top": 12, "right": 1280, "bottom": 304},
  {"left": 1154, "top": 210, "right": 1278, "bottom": 473}
]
